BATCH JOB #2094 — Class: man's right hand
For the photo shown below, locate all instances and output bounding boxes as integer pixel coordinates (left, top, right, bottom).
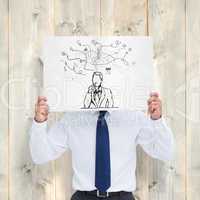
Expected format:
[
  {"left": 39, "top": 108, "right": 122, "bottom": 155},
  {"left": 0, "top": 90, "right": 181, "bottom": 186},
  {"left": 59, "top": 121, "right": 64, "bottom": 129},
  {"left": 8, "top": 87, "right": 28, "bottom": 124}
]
[{"left": 34, "top": 96, "right": 49, "bottom": 123}]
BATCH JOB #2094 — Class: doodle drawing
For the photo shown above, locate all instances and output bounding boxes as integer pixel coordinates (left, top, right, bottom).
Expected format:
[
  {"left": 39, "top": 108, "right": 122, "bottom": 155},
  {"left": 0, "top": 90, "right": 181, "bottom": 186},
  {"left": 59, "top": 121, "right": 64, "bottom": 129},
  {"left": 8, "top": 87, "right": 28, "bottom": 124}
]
[{"left": 83, "top": 72, "right": 114, "bottom": 109}]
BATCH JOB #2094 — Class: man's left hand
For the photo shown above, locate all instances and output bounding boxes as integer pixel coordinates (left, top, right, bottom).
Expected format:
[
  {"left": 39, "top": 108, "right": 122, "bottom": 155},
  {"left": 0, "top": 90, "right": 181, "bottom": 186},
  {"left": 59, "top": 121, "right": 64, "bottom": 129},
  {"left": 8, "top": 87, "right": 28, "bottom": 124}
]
[{"left": 147, "top": 92, "right": 162, "bottom": 120}]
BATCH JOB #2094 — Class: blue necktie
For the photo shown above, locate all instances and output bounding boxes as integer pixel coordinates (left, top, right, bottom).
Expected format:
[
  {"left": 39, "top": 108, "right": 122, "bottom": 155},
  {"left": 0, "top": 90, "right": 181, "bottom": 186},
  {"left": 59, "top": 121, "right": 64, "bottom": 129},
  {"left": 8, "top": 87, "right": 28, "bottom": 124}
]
[{"left": 95, "top": 111, "right": 111, "bottom": 192}]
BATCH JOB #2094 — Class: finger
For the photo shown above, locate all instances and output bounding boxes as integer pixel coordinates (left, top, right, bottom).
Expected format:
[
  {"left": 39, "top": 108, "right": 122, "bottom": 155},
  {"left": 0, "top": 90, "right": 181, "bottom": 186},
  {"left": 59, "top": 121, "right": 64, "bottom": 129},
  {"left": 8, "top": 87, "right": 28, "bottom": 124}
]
[
  {"left": 38, "top": 101, "right": 48, "bottom": 106},
  {"left": 38, "top": 96, "right": 47, "bottom": 100},
  {"left": 149, "top": 102, "right": 160, "bottom": 109},
  {"left": 37, "top": 96, "right": 47, "bottom": 103},
  {"left": 149, "top": 96, "right": 160, "bottom": 101},
  {"left": 149, "top": 101, "right": 161, "bottom": 107},
  {"left": 37, "top": 104, "right": 49, "bottom": 111},
  {"left": 147, "top": 97, "right": 161, "bottom": 105},
  {"left": 151, "top": 110, "right": 161, "bottom": 118},
  {"left": 38, "top": 99, "right": 47, "bottom": 105},
  {"left": 148, "top": 96, "right": 158, "bottom": 102},
  {"left": 150, "top": 92, "right": 159, "bottom": 97},
  {"left": 37, "top": 113, "right": 48, "bottom": 118},
  {"left": 36, "top": 113, "right": 48, "bottom": 120},
  {"left": 150, "top": 105, "right": 160, "bottom": 113},
  {"left": 37, "top": 109, "right": 48, "bottom": 116},
  {"left": 37, "top": 105, "right": 49, "bottom": 111},
  {"left": 151, "top": 105, "right": 160, "bottom": 111},
  {"left": 150, "top": 102, "right": 160, "bottom": 108},
  {"left": 36, "top": 103, "right": 49, "bottom": 111}
]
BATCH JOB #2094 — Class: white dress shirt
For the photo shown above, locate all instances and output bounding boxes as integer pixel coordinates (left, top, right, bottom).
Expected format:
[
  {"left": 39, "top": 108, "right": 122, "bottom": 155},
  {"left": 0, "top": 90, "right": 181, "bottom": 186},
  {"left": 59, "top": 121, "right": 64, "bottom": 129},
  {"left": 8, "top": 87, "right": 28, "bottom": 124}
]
[{"left": 29, "top": 110, "right": 174, "bottom": 192}]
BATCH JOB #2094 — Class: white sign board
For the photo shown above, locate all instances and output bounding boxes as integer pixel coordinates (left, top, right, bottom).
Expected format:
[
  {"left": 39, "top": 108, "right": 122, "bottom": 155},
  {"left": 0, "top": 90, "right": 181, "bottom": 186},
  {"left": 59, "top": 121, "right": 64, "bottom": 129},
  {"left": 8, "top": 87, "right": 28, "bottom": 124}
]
[{"left": 42, "top": 36, "right": 154, "bottom": 111}]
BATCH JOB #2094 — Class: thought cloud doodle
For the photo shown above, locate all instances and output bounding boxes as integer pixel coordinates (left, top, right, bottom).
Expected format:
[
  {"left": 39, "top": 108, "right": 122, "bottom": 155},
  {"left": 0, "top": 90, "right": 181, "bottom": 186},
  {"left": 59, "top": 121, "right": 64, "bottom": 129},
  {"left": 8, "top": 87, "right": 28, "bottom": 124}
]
[{"left": 60, "top": 39, "right": 136, "bottom": 76}]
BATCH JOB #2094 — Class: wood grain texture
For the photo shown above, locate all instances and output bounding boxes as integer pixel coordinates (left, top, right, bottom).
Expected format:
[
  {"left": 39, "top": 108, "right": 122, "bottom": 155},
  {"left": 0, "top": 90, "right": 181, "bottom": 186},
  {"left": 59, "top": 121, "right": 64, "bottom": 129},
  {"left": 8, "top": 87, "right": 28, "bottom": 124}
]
[
  {"left": 55, "top": 0, "right": 101, "bottom": 36},
  {"left": 54, "top": 0, "right": 101, "bottom": 199},
  {"left": 100, "top": 0, "right": 147, "bottom": 36},
  {"left": 186, "top": 1, "right": 200, "bottom": 200},
  {"left": 148, "top": 0, "right": 186, "bottom": 199},
  {"left": 9, "top": 0, "right": 55, "bottom": 199},
  {"left": 0, "top": 0, "right": 198, "bottom": 199},
  {"left": 0, "top": 0, "right": 9, "bottom": 199},
  {"left": 27, "top": 0, "right": 56, "bottom": 200},
  {"left": 100, "top": 1, "right": 149, "bottom": 200}
]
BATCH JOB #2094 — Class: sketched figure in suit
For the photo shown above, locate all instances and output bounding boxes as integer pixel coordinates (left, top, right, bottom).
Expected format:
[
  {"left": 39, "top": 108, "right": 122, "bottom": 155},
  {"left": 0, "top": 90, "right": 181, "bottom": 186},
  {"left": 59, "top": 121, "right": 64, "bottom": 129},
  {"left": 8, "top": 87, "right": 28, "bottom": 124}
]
[{"left": 84, "top": 71, "right": 114, "bottom": 109}]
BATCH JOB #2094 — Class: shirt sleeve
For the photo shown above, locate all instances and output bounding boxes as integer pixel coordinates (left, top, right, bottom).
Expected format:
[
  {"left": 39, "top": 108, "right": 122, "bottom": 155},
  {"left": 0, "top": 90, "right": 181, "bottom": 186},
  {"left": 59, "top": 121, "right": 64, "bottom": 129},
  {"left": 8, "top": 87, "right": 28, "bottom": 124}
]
[
  {"left": 28, "top": 115, "right": 69, "bottom": 165},
  {"left": 135, "top": 112, "right": 175, "bottom": 162}
]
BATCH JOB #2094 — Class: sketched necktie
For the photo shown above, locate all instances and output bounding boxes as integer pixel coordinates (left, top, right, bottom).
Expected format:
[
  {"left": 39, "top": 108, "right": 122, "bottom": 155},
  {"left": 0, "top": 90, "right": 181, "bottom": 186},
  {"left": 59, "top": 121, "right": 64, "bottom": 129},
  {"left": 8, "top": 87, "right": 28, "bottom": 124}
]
[{"left": 95, "top": 110, "right": 111, "bottom": 192}]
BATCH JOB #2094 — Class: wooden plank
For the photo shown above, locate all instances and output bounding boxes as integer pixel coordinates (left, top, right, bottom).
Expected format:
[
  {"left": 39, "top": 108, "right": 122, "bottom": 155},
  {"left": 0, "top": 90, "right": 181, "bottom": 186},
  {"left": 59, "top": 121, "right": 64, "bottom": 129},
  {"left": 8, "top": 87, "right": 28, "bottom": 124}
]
[
  {"left": 0, "top": 0, "right": 9, "bottom": 199},
  {"left": 54, "top": 0, "right": 101, "bottom": 199},
  {"left": 186, "top": 1, "right": 200, "bottom": 200},
  {"left": 9, "top": 0, "right": 55, "bottom": 199},
  {"left": 55, "top": 0, "right": 101, "bottom": 36},
  {"left": 100, "top": 1, "right": 149, "bottom": 199},
  {"left": 100, "top": 0, "right": 147, "bottom": 36},
  {"left": 148, "top": 0, "right": 186, "bottom": 199}
]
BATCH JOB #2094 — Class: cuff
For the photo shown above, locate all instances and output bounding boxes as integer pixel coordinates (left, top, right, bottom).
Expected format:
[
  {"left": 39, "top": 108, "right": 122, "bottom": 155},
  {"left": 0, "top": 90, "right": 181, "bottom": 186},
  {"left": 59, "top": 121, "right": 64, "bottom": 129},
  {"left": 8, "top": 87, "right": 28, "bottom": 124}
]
[
  {"left": 149, "top": 116, "right": 167, "bottom": 128},
  {"left": 32, "top": 118, "right": 47, "bottom": 130}
]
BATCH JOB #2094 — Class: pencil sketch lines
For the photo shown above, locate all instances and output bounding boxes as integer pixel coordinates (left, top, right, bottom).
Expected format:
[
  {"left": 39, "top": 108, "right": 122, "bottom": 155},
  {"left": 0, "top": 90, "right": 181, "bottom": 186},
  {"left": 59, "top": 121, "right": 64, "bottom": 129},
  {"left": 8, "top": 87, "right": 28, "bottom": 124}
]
[
  {"left": 60, "top": 39, "right": 135, "bottom": 75},
  {"left": 83, "top": 71, "right": 115, "bottom": 109}
]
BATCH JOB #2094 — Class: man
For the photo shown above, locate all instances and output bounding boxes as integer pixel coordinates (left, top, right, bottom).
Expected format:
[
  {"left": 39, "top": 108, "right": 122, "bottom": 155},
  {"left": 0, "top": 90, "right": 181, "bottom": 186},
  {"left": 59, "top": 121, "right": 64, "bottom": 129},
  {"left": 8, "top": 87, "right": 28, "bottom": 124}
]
[
  {"left": 29, "top": 92, "right": 174, "bottom": 200},
  {"left": 83, "top": 71, "right": 114, "bottom": 109}
]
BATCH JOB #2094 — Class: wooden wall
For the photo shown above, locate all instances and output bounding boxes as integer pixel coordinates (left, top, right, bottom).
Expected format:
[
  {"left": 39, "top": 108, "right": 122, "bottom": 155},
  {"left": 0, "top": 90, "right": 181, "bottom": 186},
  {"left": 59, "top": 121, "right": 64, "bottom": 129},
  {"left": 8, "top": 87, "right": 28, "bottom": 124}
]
[{"left": 0, "top": 0, "right": 199, "bottom": 199}]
